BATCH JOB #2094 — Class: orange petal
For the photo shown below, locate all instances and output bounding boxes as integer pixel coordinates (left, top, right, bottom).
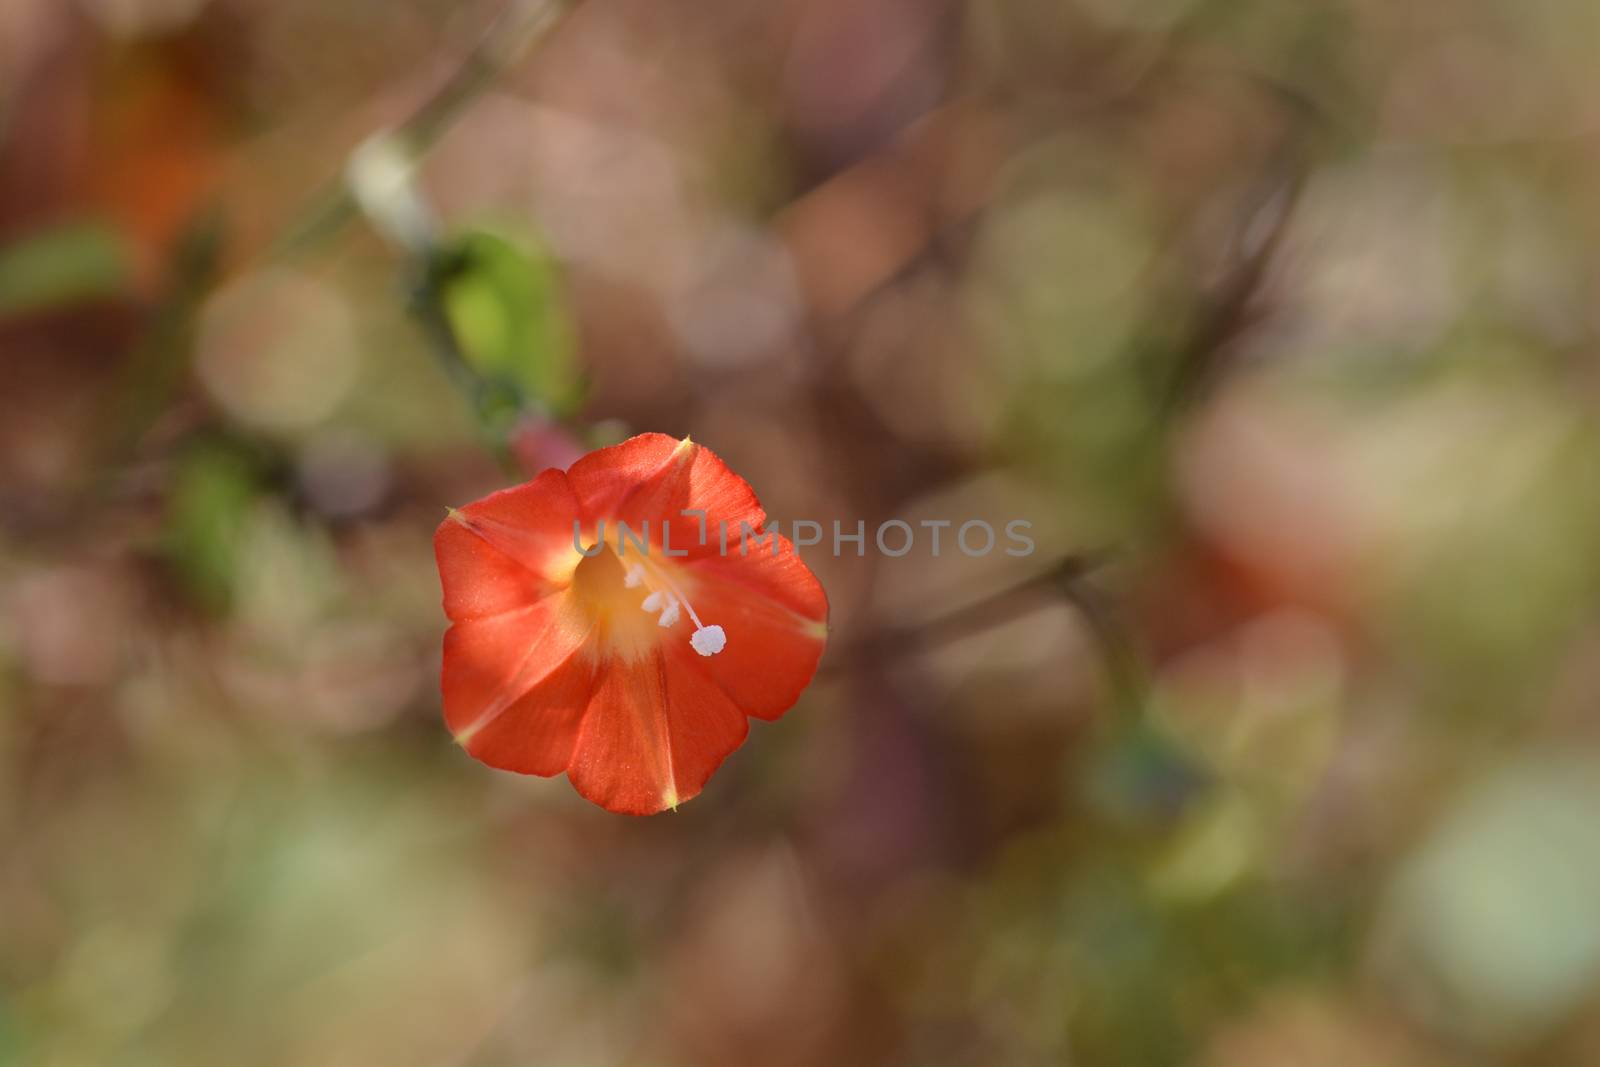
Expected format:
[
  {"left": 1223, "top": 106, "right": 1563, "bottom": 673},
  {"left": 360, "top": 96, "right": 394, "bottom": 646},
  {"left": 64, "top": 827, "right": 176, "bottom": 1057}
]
[
  {"left": 437, "top": 470, "right": 581, "bottom": 612},
  {"left": 442, "top": 593, "right": 598, "bottom": 776},
  {"left": 435, "top": 518, "right": 552, "bottom": 622},
  {"left": 566, "top": 647, "right": 751, "bottom": 815},
  {"left": 566, "top": 433, "right": 765, "bottom": 557},
  {"left": 681, "top": 532, "right": 829, "bottom": 721}
]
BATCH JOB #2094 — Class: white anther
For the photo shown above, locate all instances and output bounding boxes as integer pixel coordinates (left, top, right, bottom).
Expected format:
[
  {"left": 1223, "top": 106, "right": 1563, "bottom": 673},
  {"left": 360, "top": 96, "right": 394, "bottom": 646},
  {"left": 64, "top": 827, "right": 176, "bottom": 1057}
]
[
  {"left": 629, "top": 555, "right": 727, "bottom": 654},
  {"left": 623, "top": 564, "right": 646, "bottom": 589},
  {"left": 690, "top": 625, "right": 727, "bottom": 657}
]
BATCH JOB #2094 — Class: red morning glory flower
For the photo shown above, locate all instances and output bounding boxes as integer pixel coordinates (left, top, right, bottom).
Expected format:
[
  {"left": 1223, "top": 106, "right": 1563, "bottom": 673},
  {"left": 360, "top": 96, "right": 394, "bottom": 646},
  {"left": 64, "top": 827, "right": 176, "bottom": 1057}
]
[{"left": 434, "top": 433, "right": 829, "bottom": 814}]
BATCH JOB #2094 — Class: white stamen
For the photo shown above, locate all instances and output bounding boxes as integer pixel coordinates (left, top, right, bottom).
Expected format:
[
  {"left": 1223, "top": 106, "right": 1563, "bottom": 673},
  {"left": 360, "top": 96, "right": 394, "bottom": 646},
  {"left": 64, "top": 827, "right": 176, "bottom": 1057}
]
[
  {"left": 690, "top": 625, "right": 726, "bottom": 657},
  {"left": 628, "top": 554, "right": 730, "bottom": 655}
]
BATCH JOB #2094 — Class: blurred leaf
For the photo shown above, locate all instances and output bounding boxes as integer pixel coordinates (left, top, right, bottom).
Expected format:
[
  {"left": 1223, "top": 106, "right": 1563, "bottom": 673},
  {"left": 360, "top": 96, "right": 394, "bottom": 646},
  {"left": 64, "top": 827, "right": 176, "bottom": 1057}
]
[
  {"left": 436, "top": 227, "right": 583, "bottom": 420},
  {"left": 162, "top": 441, "right": 263, "bottom": 612},
  {"left": 0, "top": 221, "right": 131, "bottom": 318},
  {"left": 105, "top": 212, "right": 226, "bottom": 459}
]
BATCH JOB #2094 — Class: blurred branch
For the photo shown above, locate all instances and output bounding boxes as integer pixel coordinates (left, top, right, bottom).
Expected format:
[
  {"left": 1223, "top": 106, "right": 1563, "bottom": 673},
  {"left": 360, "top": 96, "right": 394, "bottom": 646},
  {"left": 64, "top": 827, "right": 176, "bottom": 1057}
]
[
  {"left": 409, "top": 250, "right": 524, "bottom": 473},
  {"left": 271, "top": 0, "right": 583, "bottom": 471},
  {"left": 1057, "top": 560, "right": 1148, "bottom": 721},
  {"left": 101, "top": 210, "right": 228, "bottom": 460},
  {"left": 1158, "top": 158, "right": 1308, "bottom": 410},
  {"left": 266, "top": 0, "right": 577, "bottom": 263},
  {"left": 821, "top": 553, "right": 1149, "bottom": 718}
]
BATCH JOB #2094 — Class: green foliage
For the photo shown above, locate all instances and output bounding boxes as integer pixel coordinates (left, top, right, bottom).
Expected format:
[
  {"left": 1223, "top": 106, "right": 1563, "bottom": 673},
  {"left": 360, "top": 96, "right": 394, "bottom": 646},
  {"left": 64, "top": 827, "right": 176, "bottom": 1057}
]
[
  {"left": 161, "top": 441, "right": 264, "bottom": 612},
  {"left": 434, "top": 227, "right": 584, "bottom": 424},
  {"left": 0, "top": 221, "right": 130, "bottom": 319}
]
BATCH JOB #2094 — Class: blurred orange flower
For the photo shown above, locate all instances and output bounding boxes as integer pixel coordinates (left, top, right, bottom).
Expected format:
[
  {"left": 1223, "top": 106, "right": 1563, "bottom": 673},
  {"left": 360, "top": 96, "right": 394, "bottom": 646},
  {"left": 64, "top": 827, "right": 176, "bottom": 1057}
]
[{"left": 435, "top": 433, "right": 829, "bottom": 814}]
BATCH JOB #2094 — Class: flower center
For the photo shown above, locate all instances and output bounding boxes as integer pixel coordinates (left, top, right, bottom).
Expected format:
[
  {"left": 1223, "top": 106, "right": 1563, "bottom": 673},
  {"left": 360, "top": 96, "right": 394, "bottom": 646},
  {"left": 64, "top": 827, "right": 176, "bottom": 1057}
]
[{"left": 569, "top": 542, "right": 726, "bottom": 660}]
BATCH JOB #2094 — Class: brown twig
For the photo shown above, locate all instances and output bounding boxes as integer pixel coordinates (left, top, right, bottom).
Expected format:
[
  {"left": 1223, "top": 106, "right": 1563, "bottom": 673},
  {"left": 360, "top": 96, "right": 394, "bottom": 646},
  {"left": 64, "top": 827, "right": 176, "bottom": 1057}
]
[
  {"left": 267, "top": 0, "right": 577, "bottom": 264},
  {"left": 817, "top": 552, "right": 1151, "bottom": 724}
]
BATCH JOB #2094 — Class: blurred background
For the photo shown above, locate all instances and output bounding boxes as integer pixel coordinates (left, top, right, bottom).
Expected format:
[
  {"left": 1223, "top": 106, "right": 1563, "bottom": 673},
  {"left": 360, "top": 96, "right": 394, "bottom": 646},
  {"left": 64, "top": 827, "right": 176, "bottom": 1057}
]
[{"left": 6, "top": 0, "right": 1600, "bottom": 1063}]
